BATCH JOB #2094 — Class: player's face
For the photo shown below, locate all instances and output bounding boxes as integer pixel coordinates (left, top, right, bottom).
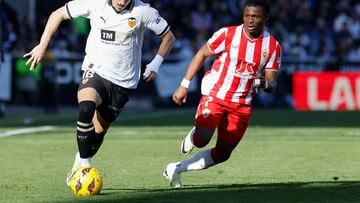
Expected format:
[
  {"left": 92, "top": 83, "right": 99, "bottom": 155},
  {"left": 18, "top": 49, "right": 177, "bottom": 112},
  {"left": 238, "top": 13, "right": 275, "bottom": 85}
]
[
  {"left": 111, "top": 0, "right": 132, "bottom": 12},
  {"left": 243, "top": 6, "right": 267, "bottom": 39}
]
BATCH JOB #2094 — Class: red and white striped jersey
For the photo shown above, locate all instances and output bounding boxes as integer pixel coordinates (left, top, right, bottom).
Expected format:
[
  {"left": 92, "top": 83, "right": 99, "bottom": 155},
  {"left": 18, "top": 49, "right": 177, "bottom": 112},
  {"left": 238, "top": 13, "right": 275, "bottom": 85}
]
[{"left": 201, "top": 24, "right": 282, "bottom": 105}]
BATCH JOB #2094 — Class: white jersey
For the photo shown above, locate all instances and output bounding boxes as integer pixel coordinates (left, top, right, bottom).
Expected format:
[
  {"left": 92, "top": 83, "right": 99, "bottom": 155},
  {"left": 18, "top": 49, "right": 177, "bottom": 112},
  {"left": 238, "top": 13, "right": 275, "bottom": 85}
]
[{"left": 66, "top": 0, "right": 170, "bottom": 88}]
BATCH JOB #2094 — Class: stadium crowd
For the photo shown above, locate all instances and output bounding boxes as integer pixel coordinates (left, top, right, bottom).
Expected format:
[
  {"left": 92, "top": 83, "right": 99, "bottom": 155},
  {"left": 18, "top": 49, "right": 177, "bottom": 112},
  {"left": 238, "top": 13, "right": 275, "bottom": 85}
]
[
  {"left": 0, "top": 0, "right": 359, "bottom": 111},
  {"left": 1, "top": 0, "right": 359, "bottom": 63}
]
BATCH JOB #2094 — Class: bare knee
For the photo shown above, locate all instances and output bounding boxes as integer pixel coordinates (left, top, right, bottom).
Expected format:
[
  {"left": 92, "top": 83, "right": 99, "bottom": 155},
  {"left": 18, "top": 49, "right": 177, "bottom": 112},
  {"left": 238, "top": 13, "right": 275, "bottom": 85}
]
[{"left": 193, "top": 126, "right": 215, "bottom": 148}]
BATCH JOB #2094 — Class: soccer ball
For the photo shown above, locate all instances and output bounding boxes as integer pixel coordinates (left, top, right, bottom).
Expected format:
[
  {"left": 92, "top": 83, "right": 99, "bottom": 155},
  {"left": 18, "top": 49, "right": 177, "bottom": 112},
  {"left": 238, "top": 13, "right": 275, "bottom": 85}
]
[{"left": 70, "top": 166, "right": 103, "bottom": 196}]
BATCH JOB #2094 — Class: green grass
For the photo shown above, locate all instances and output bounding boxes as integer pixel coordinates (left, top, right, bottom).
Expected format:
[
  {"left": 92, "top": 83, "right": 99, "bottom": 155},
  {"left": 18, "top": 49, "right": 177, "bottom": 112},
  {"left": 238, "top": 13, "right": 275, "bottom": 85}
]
[
  {"left": 0, "top": 109, "right": 360, "bottom": 202},
  {"left": 2, "top": 108, "right": 360, "bottom": 127}
]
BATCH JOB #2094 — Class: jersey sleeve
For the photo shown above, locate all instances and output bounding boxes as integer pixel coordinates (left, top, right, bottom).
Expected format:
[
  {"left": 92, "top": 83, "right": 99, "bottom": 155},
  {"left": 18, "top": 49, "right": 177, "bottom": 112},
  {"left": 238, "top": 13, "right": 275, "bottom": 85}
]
[
  {"left": 65, "top": 0, "right": 98, "bottom": 18},
  {"left": 207, "top": 27, "right": 227, "bottom": 54},
  {"left": 143, "top": 6, "right": 170, "bottom": 37},
  {"left": 265, "top": 42, "right": 282, "bottom": 71}
]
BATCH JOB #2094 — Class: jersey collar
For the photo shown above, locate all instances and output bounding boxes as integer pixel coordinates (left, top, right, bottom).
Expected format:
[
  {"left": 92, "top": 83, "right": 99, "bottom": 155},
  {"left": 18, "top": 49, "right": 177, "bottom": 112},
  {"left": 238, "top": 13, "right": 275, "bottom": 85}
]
[
  {"left": 242, "top": 25, "right": 265, "bottom": 43},
  {"left": 108, "top": 0, "right": 135, "bottom": 14}
]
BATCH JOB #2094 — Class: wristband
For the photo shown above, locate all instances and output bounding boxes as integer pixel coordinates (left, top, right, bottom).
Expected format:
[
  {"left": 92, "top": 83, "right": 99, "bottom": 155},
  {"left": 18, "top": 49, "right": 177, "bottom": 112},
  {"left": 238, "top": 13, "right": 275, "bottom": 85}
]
[
  {"left": 143, "top": 55, "right": 164, "bottom": 77},
  {"left": 148, "top": 54, "right": 164, "bottom": 69},
  {"left": 254, "top": 78, "right": 261, "bottom": 86},
  {"left": 180, "top": 78, "right": 191, "bottom": 88}
]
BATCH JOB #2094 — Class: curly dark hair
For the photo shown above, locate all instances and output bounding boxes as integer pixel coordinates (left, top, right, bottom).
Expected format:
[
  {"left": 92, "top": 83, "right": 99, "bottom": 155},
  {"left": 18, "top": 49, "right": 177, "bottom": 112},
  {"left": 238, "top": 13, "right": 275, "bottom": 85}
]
[{"left": 243, "top": 0, "right": 270, "bottom": 16}]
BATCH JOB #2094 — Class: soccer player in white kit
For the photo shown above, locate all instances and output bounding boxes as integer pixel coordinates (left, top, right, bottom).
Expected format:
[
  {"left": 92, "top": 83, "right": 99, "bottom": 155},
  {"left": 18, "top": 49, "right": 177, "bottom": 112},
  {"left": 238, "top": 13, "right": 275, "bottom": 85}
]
[{"left": 23, "top": 0, "right": 176, "bottom": 186}]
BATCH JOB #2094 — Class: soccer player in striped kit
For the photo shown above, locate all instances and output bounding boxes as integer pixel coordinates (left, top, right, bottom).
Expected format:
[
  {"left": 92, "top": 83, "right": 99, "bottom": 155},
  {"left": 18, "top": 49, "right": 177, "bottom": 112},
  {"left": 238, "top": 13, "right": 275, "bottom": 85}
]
[
  {"left": 23, "top": 0, "right": 175, "bottom": 186},
  {"left": 164, "top": 0, "right": 281, "bottom": 187}
]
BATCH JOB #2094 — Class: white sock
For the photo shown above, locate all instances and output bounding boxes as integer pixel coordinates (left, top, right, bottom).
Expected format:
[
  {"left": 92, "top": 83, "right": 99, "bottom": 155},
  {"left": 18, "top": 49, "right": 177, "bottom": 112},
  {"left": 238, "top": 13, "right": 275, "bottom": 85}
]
[
  {"left": 80, "top": 158, "right": 91, "bottom": 167},
  {"left": 176, "top": 148, "right": 215, "bottom": 173},
  {"left": 187, "top": 127, "right": 195, "bottom": 144},
  {"left": 183, "top": 127, "right": 195, "bottom": 151}
]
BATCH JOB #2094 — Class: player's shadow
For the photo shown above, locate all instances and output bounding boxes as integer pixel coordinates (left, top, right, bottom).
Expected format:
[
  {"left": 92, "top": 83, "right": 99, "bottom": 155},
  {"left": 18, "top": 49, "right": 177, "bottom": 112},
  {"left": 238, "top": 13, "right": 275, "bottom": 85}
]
[{"left": 60, "top": 181, "right": 360, "bottom": 203}]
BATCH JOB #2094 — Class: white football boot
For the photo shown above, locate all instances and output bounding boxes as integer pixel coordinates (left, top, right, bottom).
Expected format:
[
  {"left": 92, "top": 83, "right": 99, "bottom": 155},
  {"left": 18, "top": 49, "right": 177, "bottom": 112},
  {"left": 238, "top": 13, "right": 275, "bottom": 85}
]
[
  {"left": 66, "top": 152, "right": 80, "bottom": 186},
  {"left": 163, "top": 162, "right": 182, "bottom": 188},
  {"left": 180, "top": 127, "right": 195, "bottom": 155}
]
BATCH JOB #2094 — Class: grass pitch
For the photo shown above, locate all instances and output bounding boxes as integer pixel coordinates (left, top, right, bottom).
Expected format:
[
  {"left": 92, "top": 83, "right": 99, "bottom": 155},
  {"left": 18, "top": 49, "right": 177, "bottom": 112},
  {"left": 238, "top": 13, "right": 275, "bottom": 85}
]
[{"left": 0, "top": 108, "right": 360, "bottom": 203}]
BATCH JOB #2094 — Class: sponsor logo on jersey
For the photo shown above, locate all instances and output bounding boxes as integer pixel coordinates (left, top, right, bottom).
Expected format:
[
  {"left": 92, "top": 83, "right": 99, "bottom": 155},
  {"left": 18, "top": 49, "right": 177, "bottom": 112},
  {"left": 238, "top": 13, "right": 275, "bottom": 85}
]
[
  {"left": 100, "top": 16, "right": 107, "bottom": 24},
  {"left": 101, "top": 30, "right": 116, "bottom": 41},
  {"left": 155, "top": 17, "right": 161, "bottom": 24},
  {"left": 128, "top": 17, "right": 136, "bottom": 28},
  {"left": 235, "top": 61, "right": 255, "bottom": 75}
]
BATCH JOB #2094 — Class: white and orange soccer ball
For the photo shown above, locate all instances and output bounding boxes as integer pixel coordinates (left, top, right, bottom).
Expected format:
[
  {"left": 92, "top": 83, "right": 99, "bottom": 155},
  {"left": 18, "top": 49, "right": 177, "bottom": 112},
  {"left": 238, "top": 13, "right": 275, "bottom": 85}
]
[{"left": 70, "top": 166, "right": 103, "bottom": 196}]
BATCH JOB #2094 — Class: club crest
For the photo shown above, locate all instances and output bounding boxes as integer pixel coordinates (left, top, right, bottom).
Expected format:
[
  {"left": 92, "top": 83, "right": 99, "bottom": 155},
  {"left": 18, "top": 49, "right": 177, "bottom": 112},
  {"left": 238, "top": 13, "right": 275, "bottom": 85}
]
[
  {"left": 262, "top": 49, "right": 269, "bottom": 60},
  {"left": 202, "top": 108, "right": 211, "bottom": 118},
  {"left": 128, "top": 17, "right": 137, "bottom": 28}
]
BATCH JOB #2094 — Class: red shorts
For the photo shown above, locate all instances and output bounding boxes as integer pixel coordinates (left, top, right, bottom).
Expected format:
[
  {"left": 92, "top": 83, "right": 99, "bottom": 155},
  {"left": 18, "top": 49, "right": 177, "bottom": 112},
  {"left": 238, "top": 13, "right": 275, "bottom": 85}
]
[{"left": 195, "top": 96, "right": 252, "bottom": 145}]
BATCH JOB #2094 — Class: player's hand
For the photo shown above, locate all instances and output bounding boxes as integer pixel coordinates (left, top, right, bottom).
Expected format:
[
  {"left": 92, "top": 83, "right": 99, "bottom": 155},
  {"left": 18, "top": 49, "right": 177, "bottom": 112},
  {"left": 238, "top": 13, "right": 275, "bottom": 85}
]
[
  {"left": 143, "top": 55, "right": 163, "bottom": 82},
  {"left": 173, "top": 86, "right": 188, "bottom": 105},
  {"left": 142, "top": 65, "right": 158, "bottom": 82},
  {"left": 23, "top": 44, "right": 47, "bottom": 70}
]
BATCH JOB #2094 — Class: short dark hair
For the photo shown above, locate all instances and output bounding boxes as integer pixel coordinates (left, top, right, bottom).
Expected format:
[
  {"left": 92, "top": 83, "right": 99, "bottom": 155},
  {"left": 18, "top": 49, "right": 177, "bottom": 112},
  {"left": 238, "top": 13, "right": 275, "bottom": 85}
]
[{"left": 244, "top": 0, "right": 270, "bottom": 16}]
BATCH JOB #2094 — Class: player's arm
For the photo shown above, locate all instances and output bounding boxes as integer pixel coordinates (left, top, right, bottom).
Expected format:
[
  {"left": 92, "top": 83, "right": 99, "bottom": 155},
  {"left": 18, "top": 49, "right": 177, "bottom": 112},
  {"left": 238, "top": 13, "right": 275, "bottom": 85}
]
[
  {"left": 173, "top": 44, "right": 213, "bottom": 105},
  {"left": 253, "top": 70, "right": 278, "bottom": 93},
  {"left": 254, "top": 42, "right": 281, "bottom": 93},
  {"left": 157, "top": 30, "right": 176, "bottom": 59},
  {"left": 23, "top": 6, "right": 70, "bottom": 70},
  {"left": 263, "top": 71, "right": 277, "bottom": 93},
  {"left": 143, "top": 30, "right": 176, "bottom": 82}
]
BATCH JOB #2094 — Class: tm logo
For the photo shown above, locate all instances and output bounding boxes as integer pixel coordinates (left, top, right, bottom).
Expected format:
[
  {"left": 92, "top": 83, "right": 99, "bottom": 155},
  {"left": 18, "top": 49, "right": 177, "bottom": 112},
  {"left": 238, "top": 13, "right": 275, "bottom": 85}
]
[{"left": 101, "top": 30, "right": 115, "bottom": 41}]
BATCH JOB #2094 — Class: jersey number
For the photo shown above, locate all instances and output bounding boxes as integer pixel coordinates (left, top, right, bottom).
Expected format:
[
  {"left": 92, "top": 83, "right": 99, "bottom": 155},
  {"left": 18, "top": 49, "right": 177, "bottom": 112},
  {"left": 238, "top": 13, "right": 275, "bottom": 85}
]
[{"left": 82, "top": 70, "right": 95, "bottom": 80}]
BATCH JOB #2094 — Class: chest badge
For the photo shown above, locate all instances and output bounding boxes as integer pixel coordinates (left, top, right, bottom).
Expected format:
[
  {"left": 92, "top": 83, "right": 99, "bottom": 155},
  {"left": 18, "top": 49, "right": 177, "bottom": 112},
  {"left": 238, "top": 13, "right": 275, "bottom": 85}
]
[
  {"left": 262, "top": 49, "right": 269, "bottom": 60},
  {"left": 128, "top": 17, "right": 137, "bottom": 28}
]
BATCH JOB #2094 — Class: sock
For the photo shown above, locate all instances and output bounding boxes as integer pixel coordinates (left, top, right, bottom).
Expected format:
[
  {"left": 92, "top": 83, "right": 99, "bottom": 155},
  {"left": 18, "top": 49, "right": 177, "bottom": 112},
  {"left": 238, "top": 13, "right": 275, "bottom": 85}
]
[
  {"left": 80, "top": 158, "right": 91, "bottom": 167},
  {"left": 176, "top": 148, "right": 215, "bottom": 173},
  {"left": 90, "top": 132, "right": 106, "bottom": 157},
  {"left": 76, "top": 101, "right": 96, "bottom": 159}
]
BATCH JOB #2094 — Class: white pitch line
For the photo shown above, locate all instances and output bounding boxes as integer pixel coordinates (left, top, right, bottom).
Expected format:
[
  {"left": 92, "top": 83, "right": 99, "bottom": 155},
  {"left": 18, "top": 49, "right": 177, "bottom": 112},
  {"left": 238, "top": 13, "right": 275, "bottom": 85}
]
[{"left": 0, "top": 126, "right": 57, "bottom": 138}]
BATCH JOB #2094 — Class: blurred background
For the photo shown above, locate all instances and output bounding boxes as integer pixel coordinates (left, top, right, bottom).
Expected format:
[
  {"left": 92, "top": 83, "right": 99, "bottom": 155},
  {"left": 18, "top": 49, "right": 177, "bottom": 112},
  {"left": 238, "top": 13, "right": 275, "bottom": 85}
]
[{"left": 0, "top": 0, "right": 360, "bottom": 118}]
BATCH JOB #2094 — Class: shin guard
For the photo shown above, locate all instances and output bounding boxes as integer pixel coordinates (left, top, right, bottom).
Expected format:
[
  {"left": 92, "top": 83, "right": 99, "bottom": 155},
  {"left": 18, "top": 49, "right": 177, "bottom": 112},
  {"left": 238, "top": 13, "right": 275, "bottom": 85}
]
[{"left": 76, "top": 101, "right": 96, "bottom": 159}]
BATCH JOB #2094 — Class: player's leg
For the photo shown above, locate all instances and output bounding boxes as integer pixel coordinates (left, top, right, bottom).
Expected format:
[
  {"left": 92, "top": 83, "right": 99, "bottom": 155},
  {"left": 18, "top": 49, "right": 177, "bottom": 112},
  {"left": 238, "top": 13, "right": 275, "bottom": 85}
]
[
  {"left": 66, "top": 87, "right": 101, "bottom": 186},
  {"left": 165, "top": 96, "right": 221, "bottom": 187},
  {"left": 167, "top": 126, "right": 215, "bottom": 187},
  {"left": 181, "top": 126, "right": 215, "bottom": 155},
  {"left": 88, "top": 81, "right": 132, "bottom": 157},
  {"left": 165, "top": 103, "right": 251, "bottom": 187},
  {"left": 180, "top": 96, "right": 217, "bottom": 155},
  {"left": 76, "top": 87, "right": 102, "bottom": 166},
  {"left": 211, "top": 106, "right": 250, "bottom": 164},
  {"left": 89, "top": 110, "right": 110, "bottom": 157}
]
